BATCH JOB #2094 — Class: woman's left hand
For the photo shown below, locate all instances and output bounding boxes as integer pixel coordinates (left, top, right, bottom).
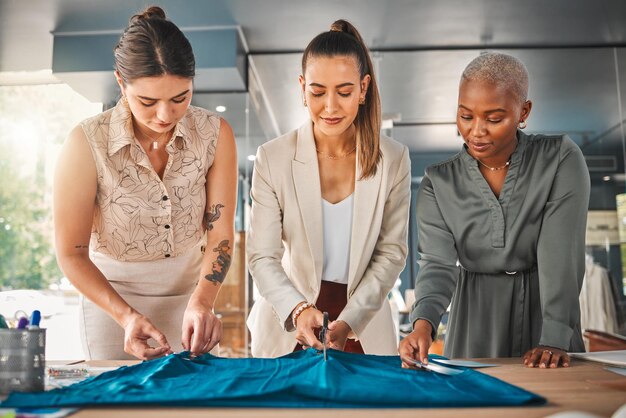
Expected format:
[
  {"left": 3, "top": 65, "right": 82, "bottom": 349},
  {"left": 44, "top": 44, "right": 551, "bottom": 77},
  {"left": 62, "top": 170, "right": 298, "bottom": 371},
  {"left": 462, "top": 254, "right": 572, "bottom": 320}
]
[
  {"left": 523, "top": 345, "right": 570, "bottom": 368},
  {"left": 181, "top": 299, "right": 222, "bottom": 356},
  {"left": 327, "top": 320, "right": 352, "bottom": 351}
]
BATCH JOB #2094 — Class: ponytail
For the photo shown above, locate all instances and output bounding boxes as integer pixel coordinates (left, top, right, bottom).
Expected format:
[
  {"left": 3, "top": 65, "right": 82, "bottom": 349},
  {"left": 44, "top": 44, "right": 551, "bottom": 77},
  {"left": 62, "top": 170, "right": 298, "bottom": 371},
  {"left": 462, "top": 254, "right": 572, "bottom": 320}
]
[{"left": 302, "top": 19, "right": 381, "bottom": 179}]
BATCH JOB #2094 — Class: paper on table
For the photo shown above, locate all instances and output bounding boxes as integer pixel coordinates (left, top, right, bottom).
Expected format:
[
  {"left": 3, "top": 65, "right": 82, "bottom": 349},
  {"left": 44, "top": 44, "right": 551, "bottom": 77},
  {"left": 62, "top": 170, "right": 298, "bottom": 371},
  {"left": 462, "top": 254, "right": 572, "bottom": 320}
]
[
  {"left": 402, "top": 357, "right": 464, "bottom": 375},
  {"left": 569, "top": 350, "right": 626, "bottom": 367},
  {"left": 47, "top": 365, "right": 117, "bottom": 376},
  {"left": 430, "top": 359, "right": 499, "bottom": 368},
  {"left": 605, "top": 367, "right": 626, "bottom": 377},
  {"left": 46, "top": 366, "right": 119, "bottom": 390}
]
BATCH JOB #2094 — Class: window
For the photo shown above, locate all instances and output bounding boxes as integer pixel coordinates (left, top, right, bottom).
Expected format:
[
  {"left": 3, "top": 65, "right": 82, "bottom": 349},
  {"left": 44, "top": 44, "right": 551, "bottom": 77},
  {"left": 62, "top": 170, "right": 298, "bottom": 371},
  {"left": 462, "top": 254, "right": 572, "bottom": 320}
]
[{"left": 0, "top": 82, "right": 101, "bottom": 359}]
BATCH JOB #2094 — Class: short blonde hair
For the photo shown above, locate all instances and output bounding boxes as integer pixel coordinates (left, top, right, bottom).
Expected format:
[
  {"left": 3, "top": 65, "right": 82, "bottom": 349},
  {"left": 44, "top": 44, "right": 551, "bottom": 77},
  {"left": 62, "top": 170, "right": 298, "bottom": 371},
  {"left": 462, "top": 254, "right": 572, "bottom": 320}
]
[{"left": 461, "top": 52, "right": 529, "bottom": 104}]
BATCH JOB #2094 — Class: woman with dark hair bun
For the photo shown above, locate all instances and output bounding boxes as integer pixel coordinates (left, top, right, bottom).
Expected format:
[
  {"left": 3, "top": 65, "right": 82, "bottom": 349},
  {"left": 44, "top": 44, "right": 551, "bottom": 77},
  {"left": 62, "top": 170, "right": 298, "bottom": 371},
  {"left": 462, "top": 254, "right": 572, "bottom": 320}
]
[
  {"left": 247, "top": 19, "right": 411, "bottom": 357},
  {"left": 54, "top": 6, "right": 237, "bottom": 360}
]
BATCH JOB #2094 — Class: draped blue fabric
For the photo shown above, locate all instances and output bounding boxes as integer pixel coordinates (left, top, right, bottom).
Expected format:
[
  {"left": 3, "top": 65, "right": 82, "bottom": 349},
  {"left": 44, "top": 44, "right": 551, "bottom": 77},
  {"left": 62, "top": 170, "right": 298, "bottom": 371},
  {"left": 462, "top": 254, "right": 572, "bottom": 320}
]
[{"left": 2, "top": 349, "right": 544, "bottom": 408}]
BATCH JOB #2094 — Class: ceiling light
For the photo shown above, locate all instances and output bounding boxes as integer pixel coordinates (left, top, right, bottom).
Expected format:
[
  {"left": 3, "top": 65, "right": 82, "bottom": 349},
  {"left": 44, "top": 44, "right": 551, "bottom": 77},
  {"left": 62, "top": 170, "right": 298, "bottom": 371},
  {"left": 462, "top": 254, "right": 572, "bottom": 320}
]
[
  {"left": 215, "top": 105, "right": 227, "bottom": 113},
  {"left": 603, "top": 176, "right": 611, "bottom": 181},
  {"left": 247, "top": 155, "right": 256, "bottom": 161}
]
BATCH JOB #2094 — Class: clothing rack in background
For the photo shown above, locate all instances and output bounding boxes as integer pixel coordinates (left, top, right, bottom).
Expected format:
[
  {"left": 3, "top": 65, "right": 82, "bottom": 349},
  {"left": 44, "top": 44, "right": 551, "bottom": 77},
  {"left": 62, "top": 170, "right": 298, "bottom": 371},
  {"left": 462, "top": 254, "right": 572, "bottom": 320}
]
[{"left": 580, "top": 253, "right": 625, "bottom": 351}]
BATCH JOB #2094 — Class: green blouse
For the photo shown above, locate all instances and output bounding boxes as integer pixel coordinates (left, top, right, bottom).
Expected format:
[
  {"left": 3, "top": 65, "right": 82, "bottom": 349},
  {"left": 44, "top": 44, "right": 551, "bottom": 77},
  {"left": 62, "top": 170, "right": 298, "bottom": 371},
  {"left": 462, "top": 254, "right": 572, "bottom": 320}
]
[{"left": 410, "top": 131, "right": 590, "bottom": 357}]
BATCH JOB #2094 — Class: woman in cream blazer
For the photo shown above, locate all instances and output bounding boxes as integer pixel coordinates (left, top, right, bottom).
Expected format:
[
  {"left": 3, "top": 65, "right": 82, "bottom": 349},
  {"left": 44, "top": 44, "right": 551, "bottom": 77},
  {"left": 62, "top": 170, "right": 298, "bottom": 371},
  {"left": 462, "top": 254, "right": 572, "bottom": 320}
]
[{"left": 246, "top": 20, "right": 411, "bottom": 358}]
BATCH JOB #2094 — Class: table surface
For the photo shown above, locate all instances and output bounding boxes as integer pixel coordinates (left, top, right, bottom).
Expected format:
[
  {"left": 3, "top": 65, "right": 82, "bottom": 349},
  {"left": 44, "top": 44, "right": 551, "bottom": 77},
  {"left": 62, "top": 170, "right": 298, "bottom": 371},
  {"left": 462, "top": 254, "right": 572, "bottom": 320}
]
[{"left": 38, "top": 357, "right": 626, "bottom": 417}]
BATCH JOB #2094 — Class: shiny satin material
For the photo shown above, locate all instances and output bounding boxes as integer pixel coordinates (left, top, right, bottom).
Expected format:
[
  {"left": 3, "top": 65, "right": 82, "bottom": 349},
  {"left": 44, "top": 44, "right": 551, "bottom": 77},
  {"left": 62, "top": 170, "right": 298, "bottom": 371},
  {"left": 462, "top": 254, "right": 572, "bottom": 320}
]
[{"left": 3, "top": 350, "right": 545, "bottom": 408}]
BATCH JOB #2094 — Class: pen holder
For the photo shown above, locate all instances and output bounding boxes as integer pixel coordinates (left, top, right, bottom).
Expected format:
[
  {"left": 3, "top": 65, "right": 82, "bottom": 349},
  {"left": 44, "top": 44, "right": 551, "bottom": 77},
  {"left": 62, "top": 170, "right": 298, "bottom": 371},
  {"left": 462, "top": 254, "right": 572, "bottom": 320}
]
[{"left": 0, "top": 328, "right": 46, "bottom": 394}]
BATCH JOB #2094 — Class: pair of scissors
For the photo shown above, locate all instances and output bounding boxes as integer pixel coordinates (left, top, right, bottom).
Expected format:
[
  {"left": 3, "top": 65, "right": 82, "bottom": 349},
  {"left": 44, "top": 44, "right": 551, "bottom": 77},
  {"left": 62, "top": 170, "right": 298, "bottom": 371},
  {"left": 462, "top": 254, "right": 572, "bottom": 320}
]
[
  {"left": 402, "top": 357, "right": 463, "bottom": 375},
  {"left": 319, "top": 311, "right": 329, "bottom": 361}
]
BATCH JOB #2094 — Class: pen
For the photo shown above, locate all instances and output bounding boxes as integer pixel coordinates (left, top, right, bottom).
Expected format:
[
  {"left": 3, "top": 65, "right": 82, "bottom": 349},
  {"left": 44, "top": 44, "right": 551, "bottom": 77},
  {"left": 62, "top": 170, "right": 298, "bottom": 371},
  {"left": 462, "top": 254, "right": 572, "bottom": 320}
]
[
  {"left": 27, "top": 310, "right": 41, "bottom": 329},
  {"left": 17, "top": 317, "right": 29, "bottom": 329}
]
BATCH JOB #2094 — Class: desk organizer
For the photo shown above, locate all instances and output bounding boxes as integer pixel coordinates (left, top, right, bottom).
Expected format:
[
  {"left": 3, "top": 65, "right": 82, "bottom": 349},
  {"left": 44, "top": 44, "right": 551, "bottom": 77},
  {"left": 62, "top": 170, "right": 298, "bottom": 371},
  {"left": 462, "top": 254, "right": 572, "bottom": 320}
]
[{"left": 0, "top": 328, "right": 46, "bottom": 394}]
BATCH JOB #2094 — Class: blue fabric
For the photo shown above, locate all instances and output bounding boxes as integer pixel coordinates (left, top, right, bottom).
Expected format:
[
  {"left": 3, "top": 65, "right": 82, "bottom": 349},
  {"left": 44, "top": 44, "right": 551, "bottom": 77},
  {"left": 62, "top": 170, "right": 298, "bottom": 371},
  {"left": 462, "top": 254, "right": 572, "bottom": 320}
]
[{"left": 2, "top": 349, "right": 545, "bottom": 408}]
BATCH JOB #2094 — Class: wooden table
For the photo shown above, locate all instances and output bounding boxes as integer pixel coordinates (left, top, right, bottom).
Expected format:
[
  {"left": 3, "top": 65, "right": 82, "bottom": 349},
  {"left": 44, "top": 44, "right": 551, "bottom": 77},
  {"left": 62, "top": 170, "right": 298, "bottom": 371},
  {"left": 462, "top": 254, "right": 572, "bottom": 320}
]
[{"left": 40, "top": 357, "right": 626, "bottom": 417}]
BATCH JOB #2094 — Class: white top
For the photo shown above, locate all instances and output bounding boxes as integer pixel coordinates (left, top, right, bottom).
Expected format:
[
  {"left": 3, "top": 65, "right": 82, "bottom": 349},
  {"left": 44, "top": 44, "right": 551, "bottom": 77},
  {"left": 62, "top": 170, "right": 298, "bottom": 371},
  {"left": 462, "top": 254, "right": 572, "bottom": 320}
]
[
  {"left": 579, "top": 254, "right": 618, "bottom": 336},
  {"left": 322, "top": 194, "right": 353, "bottom": 284}
]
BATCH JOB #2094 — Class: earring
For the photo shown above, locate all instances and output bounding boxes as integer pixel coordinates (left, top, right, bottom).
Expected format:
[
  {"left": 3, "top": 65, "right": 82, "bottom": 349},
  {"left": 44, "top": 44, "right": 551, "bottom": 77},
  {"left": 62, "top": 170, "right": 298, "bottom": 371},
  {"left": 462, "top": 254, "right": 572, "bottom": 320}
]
[
  {"left": 359, "top": 98, "right": 365, "bottom": 105},
  {"left": 518, "top": 120, "right": 527, "bottom": 129},
  {"left": 303, "top": 99, "right": 307, "bottom": 107}
]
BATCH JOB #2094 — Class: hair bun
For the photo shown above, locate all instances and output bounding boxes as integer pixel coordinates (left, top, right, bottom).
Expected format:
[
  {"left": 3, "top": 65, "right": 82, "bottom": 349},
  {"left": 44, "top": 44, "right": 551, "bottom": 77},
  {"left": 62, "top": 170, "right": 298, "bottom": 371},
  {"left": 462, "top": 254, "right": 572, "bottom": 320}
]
[
  {"left": 330, "top": 19, "right": 349, "bottom": 32},
  {"left": 130, "top": 6, "right": 166, "bottom": 24}
]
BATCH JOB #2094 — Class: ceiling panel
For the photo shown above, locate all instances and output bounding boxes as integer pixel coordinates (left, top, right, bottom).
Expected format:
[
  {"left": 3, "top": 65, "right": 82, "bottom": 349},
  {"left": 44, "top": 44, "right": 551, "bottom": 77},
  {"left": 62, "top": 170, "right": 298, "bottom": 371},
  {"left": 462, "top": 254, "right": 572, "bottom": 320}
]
[
  {"left": 1, "top": 0, "right": 626, "bottom": 160},
  {"left": 228, "top": 0, "right": 626, "bottom": 51}
]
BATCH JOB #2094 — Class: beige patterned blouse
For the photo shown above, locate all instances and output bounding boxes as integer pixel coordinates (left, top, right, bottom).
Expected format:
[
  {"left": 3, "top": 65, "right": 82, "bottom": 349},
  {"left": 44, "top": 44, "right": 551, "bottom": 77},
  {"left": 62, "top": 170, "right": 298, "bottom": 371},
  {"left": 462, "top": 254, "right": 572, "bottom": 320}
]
[{"left": 81, "top": 99, "right": 220, "bottom": 262}]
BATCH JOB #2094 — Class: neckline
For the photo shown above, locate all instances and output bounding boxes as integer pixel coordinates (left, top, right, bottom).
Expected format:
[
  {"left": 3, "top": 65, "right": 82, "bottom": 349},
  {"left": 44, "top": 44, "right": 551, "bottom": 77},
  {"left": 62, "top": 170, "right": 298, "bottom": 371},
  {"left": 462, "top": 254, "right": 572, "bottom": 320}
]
[
  {"left": 462, "top": 131, "right": 526, "bottom": 206},
  {"left": 460, "top": 130, "right": 525, "bottom": 167},
  {"left": 322, "top": 193, "right": 354, "bottom": 206}
]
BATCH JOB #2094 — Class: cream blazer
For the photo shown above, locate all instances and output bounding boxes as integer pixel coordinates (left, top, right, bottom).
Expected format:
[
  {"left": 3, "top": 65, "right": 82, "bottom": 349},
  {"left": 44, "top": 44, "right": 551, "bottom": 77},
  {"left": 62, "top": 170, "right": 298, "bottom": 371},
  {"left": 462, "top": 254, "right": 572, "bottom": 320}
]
[{"left": 246, "top": 121, "right": 411, "bottom": 358}]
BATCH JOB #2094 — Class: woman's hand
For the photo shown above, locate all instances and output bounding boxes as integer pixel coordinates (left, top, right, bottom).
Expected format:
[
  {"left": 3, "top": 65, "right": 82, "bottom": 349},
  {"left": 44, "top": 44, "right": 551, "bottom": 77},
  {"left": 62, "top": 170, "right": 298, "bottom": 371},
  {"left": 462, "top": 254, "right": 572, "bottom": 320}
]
[
  {"left": 181, "top": 298, "right": 223, "bottom": 356},
  {"left": 293, "top": 305, "right": 324, "bottom": 350},
  {"left": 523, "top": 345, "right": 570, "bottom": 368},
  {"left": 398, "top": 319, "right": 433, "bottom": 368},
  {"left": 122, "top": 313, "right": 172, "bottom": 360},
  {"left": 327, "top": 320, "right": 351, "bottom": 351}
]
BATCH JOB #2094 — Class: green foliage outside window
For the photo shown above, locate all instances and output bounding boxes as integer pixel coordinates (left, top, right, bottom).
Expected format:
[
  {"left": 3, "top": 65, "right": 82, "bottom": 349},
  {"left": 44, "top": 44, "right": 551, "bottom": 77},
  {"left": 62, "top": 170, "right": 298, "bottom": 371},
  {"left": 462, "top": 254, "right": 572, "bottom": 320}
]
[
  {"left": 0, "top": 84, "right": 101, "bottom": 289},
  {"left": 0, "top": 142, "right": 58, "bottom": 289}
]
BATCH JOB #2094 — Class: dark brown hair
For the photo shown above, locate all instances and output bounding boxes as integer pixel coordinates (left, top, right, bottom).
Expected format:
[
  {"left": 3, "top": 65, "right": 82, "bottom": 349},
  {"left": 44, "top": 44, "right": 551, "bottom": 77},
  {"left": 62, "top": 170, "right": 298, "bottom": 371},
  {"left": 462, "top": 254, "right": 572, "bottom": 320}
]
[
  {"left": 302, "top": 19, "right": 382, "bottom": 179},
  {"left": 114, "top": 6, "right": 195, "bottom": 84}
]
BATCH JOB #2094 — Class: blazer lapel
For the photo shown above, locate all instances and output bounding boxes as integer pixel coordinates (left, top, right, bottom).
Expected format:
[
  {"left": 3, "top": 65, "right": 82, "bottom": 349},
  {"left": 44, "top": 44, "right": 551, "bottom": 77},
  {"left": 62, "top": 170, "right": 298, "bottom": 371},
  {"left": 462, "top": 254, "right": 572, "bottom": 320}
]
[
  {"left": 347, "top": 151, "right": 383, "bottom": 292},
  {"left": 292, "top": 121, "right": 324, "bottom": 289}
]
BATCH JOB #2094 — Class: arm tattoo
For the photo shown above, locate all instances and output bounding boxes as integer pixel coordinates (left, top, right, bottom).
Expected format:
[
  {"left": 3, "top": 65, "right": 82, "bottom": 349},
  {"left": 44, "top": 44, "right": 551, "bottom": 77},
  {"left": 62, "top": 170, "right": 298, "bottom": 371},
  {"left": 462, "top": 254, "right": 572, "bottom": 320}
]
[
  {"left": 74, "top": 244, "right": 89, "bottom": 249},
  {"left": 204, "top": 239, "right": 231, "bottom": 285},
  {"left": 203, "top": 204, "right": 224, "bottom": 231}
]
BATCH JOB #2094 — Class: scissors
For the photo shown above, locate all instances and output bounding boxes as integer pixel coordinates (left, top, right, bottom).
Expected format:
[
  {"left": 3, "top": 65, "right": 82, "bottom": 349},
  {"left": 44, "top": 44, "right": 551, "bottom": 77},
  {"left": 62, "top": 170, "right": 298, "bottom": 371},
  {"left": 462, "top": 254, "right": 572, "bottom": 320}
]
[
  {"left": 319, "top": 311, "right": 329, "bottom": 361},
  {"left": 402, "top": 357, "right": 463, "bottom": 375}
]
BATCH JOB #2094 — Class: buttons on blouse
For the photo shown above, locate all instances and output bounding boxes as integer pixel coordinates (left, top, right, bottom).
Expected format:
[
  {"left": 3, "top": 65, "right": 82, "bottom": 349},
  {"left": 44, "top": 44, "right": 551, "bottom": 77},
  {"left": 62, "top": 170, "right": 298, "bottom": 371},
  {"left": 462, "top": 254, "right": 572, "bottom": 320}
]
[{"left": 161, "top": 195, "right": 171, "bottom": 257}]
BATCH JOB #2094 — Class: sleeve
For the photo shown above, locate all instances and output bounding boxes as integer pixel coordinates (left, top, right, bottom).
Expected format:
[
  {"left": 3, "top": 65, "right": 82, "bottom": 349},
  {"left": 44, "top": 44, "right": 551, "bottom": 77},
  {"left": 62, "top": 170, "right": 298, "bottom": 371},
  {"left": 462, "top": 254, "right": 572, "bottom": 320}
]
[
  {"left": 408, "top": 170, "right": 460, "bottom": 339},
  {"left": 337, "top": 146, "right": 411, "bottom": 336},
  {"left": 536, "top": 136, "right": 590, "bottom": 349},
  {"left": 246, "top": 145, "right": 306, "bottom": 332}
]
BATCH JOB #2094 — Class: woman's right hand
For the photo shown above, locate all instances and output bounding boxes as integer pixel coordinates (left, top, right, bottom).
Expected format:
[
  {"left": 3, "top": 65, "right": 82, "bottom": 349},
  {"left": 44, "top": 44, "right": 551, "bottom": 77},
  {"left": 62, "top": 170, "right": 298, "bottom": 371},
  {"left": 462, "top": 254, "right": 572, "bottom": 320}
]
[
  {"left": 398, "top": 319, "right": 433, "bottom": 368},
  {"left": 122, "top": 313, "right": 172, "bottom": 360},
  {"left": 293, "top": 305, "right": 324, "bottom": 350}
]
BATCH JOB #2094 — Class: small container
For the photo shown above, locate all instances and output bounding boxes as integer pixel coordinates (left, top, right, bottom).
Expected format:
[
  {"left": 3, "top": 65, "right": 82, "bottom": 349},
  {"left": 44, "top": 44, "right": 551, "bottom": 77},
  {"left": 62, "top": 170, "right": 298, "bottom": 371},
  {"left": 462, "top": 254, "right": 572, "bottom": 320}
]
[{"left": 0, "top": 328, "right": 46, "bottom": 394}]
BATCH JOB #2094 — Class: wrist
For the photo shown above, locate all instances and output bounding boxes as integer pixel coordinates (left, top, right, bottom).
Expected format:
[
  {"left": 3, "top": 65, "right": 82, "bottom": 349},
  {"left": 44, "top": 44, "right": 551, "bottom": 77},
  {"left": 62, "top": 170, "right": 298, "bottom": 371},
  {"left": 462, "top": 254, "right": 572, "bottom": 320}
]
[
  {"left": 415, "top": 319, "right": 433, "bottom": 335},
  {"left": 188, "top": 292, "right": 215, "bottom": 311},
  {"left": 291, "top": 302, "right": 315, "bottom": 329},
  {"left": 117, "top": 308, "right": 141, "bottom": 328},
  {"left": 189, "top": 280, "right": 217, "bottom": 310}
]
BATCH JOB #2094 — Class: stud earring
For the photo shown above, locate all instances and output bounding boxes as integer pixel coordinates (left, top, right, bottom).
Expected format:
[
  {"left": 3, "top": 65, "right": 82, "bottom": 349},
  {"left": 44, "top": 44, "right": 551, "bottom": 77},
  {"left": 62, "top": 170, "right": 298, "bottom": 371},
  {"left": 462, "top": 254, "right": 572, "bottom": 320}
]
[
  {"left": 303, "top": 99, "right": 307, "bottom": 107},
  {"left": 359, "top": 98, "right": 365, "bottom": 105},
  {"left": 518, "top": 120, "right": 527, "bottom": 129}
]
